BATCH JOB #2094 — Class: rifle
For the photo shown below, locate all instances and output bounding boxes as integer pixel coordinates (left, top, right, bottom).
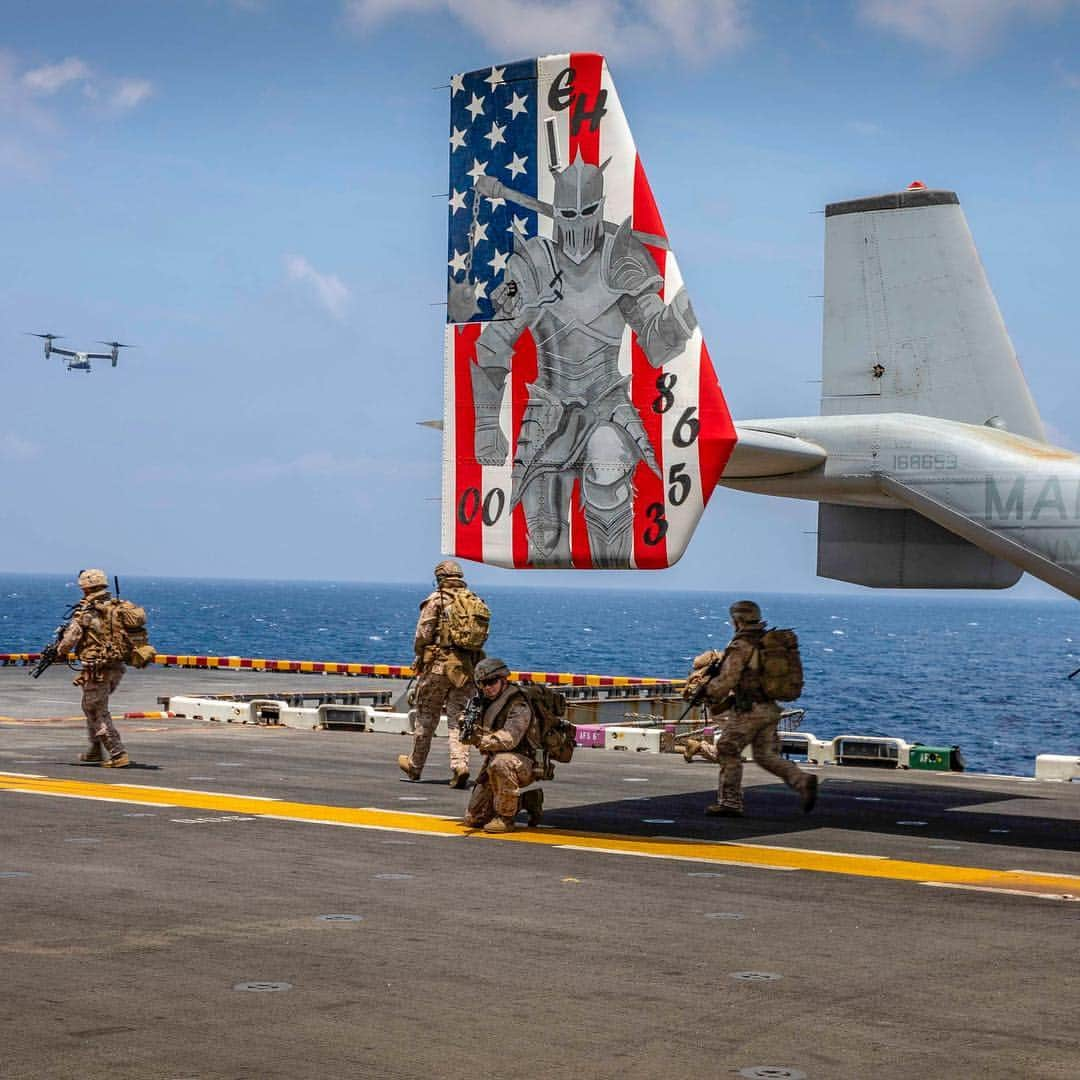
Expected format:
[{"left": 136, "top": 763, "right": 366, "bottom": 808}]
[
  {"left": 30, "top": 625, "right": 68, "bottom": 679},
  {"left": 29, "top": 599, "right": 81, "bottom": 679},
  {"left": 673, "top": 651, "right": 727, "bottom": 725},
  {"left": 460, "top": 692, "right": 485, "bottom": 746}
]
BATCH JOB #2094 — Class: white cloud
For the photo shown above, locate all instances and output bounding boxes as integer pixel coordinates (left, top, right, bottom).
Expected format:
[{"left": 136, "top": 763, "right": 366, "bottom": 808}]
[
  {"left": 858, "top": 0, "right": 1072, "bottom": 57},
  {"left": 110, "top": 78, "right": 154, "bottom": 111},
  {"left": 23, "top": 57, "right": 92, "bottom": 95},
  {"left": 0, "top": 433, "right": 42, "bottom": 462},
  {"left": 343, "top": 0, "right": 751, "bottom": 64},
  {"left": 285, "top": 254, "right": 351, "bottom": 319},
  {"left": 15, "top": 53, "right": 153, "bottom": 114},
  {"left": 0, "top": 52, "right": 148, "bottom": 176},
  {"left": 0, "top": 51, "right": 58, "bottom": 176}
]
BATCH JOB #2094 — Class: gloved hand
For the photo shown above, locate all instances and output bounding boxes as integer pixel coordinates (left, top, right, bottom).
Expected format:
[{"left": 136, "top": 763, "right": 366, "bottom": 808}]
[
  {"left": 473, "top": 175, "right": 505, "bottom": 202},
  {"left": 478, "top": 733, "right": 503, "bottom": 754}
]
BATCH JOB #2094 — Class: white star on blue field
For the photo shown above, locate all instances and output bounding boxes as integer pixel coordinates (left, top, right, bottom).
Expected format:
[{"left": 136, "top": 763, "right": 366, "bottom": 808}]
[{"left": 447, "top": 57, "right": 538, "bottom": 323}]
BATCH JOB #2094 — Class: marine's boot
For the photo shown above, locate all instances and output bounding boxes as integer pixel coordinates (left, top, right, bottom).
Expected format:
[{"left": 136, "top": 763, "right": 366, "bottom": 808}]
[
  {"left": 482, "top": 816, "right": 516, "bottom": 834},
  {"left": 800, "top": 774, "right": 819, "bottom": 814},
  {"left": 79, "top": 742, "right": 105, "bottom": 764},
  {"left": 682, "top": 738, "right": 702, "bottom": 763},
  {"left": 397, "top": 755, "right": 421, "bottom": 782},
  {"left": 102, "top": 751, "right": 130, "bottom": 769},
  {"left": 449, "top": 767, "right": 470, "bottom": 789},
  {"left": 705, "top": 803, "right": 742, "bottom": 817},
  {"left": 462, "top": 815, "right": 486, "bottom": 829},
  {"left": 520, "top": 788, "right": 544, "bottom": 827}
]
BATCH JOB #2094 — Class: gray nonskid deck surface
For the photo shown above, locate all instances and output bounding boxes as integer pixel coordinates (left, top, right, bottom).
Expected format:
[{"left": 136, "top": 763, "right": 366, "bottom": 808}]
[{"left": 1, "top": 670, "right": 1078, "bottom": 1080}]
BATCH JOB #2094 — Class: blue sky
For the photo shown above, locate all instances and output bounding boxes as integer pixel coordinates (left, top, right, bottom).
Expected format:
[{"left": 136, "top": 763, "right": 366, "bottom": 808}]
[{"left": 2, "top": 0, "right": 1079, "bottom": 596}]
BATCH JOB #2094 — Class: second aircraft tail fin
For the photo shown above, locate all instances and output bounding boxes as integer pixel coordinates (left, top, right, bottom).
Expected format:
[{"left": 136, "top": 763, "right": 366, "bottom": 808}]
[{"left": 821, "top": 184, "right": 1044, "bottom": 441}]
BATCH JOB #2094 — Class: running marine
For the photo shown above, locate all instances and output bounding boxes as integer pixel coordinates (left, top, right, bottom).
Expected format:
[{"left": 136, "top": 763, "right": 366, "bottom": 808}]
[{"left": 681, "top": 600, "right": 817, "bottom": 817}]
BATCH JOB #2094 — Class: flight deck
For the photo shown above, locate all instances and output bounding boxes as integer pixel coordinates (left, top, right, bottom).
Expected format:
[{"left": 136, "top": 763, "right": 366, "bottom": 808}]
[{"left": 1, "top": 664, "right": 1077, "bottom": 1080}]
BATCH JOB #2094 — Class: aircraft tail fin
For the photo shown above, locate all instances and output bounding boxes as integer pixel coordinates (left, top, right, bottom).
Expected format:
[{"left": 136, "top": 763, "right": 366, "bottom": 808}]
[
  {"left": 441, "top": 54, "right": 736, "bottom": 569},
  {"left": 821, "top": 185, "right": 1044, "bottom": 441}
]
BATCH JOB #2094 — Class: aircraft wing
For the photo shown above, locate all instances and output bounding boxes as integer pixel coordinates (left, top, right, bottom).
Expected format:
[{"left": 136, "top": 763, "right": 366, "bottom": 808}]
[
  {"left": 441, "top": 53, "right": 736, "bottom": 569},
  {"left": 49, "top": 345, "right": 78, "bottom": 358}
]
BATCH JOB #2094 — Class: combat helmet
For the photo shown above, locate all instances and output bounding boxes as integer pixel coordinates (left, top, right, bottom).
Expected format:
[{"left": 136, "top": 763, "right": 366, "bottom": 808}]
[
  {"left": 474, "top": 657, "right": 511, "bottom": 684},
  {"left": 77, "top": 568, "right": 109, "bottom": 591},
  {"left": 729, "top": 599, "right": 764, "bottom": 627},
  {"left": 434, "top": 559, "right": 464, "bottom": 581}
]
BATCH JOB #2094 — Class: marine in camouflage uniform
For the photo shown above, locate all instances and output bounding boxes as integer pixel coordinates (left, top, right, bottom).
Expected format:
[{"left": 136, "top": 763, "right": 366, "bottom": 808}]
[
  {"left": 398, "top": 560, "right": 480, "bottom": 787},
  {"left": 56, "top": 569, "right": 130, "bottom": 768},
  {"left": 462, "top": 657, "right": 544, "bottom": 834},
  {"left": 683, "top": 601, "right": 816, "bottom": 817}
]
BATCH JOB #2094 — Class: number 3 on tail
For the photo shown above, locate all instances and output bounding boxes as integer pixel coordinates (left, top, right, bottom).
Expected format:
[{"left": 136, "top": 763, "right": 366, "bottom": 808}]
[{"left": 643, "top": 502, "right": 668, "bottom": 546}]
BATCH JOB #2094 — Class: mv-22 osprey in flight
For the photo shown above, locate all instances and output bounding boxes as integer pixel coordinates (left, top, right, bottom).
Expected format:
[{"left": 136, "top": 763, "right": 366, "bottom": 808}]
[
  {"left": 29, "top": 333, "right": 132, "bottom": 372},
  {"left": 439, "top": 52, "right": 1080, "bottom": 601}
]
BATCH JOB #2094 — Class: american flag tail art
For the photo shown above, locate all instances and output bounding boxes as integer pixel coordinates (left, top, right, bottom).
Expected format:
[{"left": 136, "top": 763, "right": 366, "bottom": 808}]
[{"left": 442, "top": 53, "right": 736, "bottom": 570}]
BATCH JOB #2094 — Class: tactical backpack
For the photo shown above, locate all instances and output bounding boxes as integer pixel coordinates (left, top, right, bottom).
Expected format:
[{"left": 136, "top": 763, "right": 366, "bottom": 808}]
[
  {"left": 441, "top": 588, "right": 491, "bottom": 651},
  {"left": 107, "top": 599, "right": 156, "bottom": 668},
  {"left": 757, "top": 628, "right": 803, "bottom": 702},
  {"left": 520, "top": 683, "right": 576, "bottom": 764}
]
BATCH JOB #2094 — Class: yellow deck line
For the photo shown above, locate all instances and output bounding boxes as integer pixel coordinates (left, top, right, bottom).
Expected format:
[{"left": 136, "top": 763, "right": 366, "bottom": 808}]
[{"left": 1, "top": 772, "right": 1077, "bottom": 897}]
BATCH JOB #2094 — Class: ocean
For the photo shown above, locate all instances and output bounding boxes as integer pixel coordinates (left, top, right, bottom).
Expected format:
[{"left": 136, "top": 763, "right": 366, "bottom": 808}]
[{"left": 2, "top": 573, "right": 1077, "bottom": 777}]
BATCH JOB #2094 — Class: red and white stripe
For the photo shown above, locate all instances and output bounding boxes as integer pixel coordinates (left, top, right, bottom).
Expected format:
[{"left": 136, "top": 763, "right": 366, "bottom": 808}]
[{"left": 442, "top": 53, "right": 736, "bottom": 569}]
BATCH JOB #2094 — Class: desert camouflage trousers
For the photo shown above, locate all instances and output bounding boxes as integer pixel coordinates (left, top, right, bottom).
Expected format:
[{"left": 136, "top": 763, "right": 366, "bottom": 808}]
[
  {"left": 465, "top": 752, "right": 537, "bottom": 823},
  {"left": 407, "top": 671, "right": 471, "bottom": 775},
  {"left": 76, "top": 662, "right": 126, "bottom": 759},
  {"left": 697, "top": 702, "right": 810, "bottom": 811}
]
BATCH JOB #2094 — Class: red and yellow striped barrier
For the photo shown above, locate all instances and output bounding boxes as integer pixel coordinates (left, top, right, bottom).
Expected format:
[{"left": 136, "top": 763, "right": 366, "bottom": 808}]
[
  {"left": 1, "top": 651, "right": 680, "bottom": 687},
  {"left": 153, "top": 655, "right": 415, "bottom": 677},
  {"left": 511, "top": 670, "right": 676, "bottom": 687}
]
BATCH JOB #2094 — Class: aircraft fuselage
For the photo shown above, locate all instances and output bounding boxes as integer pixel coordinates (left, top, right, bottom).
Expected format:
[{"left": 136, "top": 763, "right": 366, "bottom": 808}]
[{"left": 722, "top": 414, "right": 1080, "bottom": 599}]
